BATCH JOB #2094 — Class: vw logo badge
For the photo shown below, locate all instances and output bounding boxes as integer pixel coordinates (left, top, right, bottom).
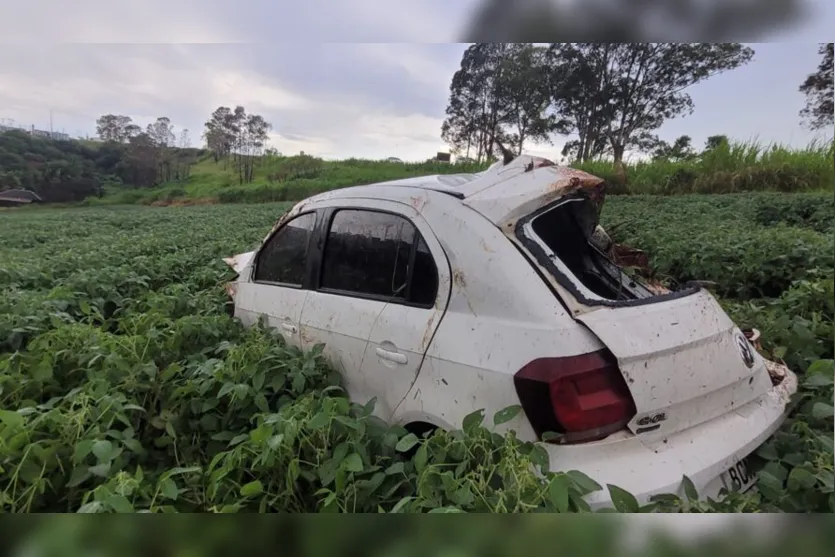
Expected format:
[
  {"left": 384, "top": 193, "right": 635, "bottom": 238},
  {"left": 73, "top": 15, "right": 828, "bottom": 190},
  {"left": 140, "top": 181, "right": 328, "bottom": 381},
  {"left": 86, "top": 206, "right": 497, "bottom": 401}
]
[{"left": 735, "top": 333, "right": 756, "bottom": 369}]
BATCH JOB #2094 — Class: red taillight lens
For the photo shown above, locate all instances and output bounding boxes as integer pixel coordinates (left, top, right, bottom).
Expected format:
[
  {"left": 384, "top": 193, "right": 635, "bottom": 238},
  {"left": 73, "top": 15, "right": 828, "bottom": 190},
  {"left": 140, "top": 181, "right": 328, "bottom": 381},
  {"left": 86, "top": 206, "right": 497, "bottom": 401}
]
[{"left": 513, "top": 350, "right": 636, "bottom": 443}]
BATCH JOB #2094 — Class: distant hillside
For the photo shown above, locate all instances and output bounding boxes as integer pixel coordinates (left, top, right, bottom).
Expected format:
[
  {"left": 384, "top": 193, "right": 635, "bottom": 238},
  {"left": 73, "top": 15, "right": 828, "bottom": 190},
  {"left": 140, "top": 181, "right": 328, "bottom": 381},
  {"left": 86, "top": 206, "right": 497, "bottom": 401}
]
[
  {"left": 105, "top": 154, "right": 492, "bottom": 205},
  {"left": 3, "top": 131, "right": 831, "bottom": 206},
  {"left": 0, "top": 130, "right": 204, "bottom": 202}
]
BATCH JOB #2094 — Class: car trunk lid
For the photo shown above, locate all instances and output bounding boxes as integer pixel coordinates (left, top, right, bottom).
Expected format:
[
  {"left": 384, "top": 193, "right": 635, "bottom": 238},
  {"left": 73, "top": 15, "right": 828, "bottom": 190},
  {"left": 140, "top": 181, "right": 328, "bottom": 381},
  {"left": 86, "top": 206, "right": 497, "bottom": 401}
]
[{"left": 574, "top": 292, "right": 773, "bottom": 439}]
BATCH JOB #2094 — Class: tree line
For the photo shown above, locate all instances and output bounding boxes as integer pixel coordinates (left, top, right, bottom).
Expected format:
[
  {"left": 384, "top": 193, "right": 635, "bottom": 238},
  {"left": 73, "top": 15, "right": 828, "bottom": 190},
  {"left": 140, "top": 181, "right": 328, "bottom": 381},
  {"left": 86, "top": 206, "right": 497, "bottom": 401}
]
[
  {"left": 442, "top": 42, "right": 834, "bottom": 167},
  {"left": 0, "top": 104, "right": 272, "bottom": 202},
  {"left": 95, "top": 114, "right": 195, "bottom": 187},
  {"left": 0, "top": 131, "right": 104, "bottom": 202},
  {"left": 0, "top": 116, "right": 202, "bottom": 202},
  {"left": 95, "top": 106, "right": 273, "bottom": 188},
  {"left": 98, "top": 106, "right": 274, "bottom": 188}
]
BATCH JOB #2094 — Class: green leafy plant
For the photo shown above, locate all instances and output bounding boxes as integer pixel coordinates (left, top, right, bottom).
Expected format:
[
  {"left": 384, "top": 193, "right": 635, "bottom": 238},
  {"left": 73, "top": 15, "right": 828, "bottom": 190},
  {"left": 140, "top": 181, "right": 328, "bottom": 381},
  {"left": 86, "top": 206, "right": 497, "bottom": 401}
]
[{"left": 0, "top": 196, "right": 831, "bottom": 513}]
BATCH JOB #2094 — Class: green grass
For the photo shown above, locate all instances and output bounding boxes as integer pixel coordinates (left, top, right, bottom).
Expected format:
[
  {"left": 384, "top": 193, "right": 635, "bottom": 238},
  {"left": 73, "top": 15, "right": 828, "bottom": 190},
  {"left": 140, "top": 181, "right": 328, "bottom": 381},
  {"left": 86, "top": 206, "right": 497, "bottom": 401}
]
[
  {"left": 578, "top": 139, "right": 835, "bottom": 194},
  {"left": 97, "top": 155, "right": 489, "bottom": 205},
  {"left": 96, "top": 139, "right": 832, "bottom": 205}
]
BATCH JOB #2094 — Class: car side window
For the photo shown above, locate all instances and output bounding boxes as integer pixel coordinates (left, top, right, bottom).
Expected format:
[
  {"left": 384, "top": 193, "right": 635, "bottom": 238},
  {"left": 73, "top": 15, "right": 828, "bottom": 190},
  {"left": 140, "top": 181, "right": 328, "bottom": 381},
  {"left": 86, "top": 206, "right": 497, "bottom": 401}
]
[
  {"left": 409, "top": 236, "right": 438, "bottom": 306},
  {"left": 254, "top": 212, "right": 316, "bottom": 286},
  {"left": 320, "top": 209, "right": 438, "bottom": 305}
]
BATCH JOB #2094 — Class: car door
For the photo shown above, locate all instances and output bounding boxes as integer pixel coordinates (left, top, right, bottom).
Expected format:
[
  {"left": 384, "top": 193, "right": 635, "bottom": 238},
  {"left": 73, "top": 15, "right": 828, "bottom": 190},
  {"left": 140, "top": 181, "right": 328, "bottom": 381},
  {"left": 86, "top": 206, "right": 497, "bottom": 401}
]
[
  {"left": 299, "top": 200, "right": 450, "bottom": 420},
  {"left": 235, "top": 211, "right": 318, "bottom": 348},
  {"left": 362, "top": 216, "right": 450, "bottom": 420}
]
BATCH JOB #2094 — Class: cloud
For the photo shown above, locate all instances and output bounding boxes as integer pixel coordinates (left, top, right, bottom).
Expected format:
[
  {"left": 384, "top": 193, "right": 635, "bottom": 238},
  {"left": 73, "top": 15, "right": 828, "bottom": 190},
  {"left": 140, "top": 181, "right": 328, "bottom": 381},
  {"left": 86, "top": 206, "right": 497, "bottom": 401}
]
[
  {"left": 208, "top": 71, "right": 312, "bottom": 112},
  {"left": 1, "top": 1, "right": 235, "bottom": 42},
  {"left": 0, "top": 42, "right": 460, "bottom": 160},
  {"left": 269, "top": 109, "right": 448, "bottom": 161}
]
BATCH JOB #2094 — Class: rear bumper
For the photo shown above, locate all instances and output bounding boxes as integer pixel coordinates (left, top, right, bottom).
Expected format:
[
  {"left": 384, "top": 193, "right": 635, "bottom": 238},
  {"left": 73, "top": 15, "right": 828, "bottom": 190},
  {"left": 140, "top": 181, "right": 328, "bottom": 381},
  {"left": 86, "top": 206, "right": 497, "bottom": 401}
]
[{"left": 544, "top": 366, "right": 798, "bottom": 510}]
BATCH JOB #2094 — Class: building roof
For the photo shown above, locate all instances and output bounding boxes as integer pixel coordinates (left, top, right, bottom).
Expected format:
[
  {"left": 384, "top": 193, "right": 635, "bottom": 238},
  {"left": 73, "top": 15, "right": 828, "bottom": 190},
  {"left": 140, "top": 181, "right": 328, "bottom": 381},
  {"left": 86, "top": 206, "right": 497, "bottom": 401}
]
[{"left": 0, "top": 189, "right": 43, "bottom": 203}]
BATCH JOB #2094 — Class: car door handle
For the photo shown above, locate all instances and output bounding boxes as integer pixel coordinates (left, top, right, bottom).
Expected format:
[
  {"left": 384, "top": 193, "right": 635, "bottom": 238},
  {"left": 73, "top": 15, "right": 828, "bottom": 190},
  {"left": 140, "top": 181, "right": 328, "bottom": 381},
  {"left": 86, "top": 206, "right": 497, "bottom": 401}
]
[
  {"left": 281, "top": 323, "right": 297, "bottom": 333},
  {"left": 375, "top": 347, "right": 407, "bottom": 364}
]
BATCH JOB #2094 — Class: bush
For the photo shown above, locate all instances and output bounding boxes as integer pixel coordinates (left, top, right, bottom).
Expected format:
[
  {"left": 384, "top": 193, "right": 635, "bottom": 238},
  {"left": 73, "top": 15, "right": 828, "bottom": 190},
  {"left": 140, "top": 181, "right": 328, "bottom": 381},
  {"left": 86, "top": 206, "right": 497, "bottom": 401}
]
[
  {"left": 723, "top": 272, "right": 834, "bottom": 371},
  {"left": 274, "top": 155, "right": 325, "bottom": 182},
  {"left": 602, "top": 193, "right": 834, "bottom": 298},
  {"left": 577, "top": 139, "right": 834, "bottom": 195},
  {"left": 752, "top": 194, "right": 834, "bottom": 233}
]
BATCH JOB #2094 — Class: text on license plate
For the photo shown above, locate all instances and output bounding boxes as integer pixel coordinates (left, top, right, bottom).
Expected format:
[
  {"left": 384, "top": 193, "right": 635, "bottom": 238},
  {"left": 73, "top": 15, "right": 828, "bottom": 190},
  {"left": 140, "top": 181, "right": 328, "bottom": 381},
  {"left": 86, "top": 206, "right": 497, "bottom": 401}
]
[{"left": 721, "top": 457, "right": 755, "bottom": 492}]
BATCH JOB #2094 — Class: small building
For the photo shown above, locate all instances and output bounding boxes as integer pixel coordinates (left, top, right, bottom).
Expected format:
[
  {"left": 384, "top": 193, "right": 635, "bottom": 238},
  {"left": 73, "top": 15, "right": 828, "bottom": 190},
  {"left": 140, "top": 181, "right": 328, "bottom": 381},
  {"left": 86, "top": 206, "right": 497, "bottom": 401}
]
[
  {"left": 0, "top": 188, "right": 43, "bottom": 207},
  {"left": 436, "top": 152, "right": 451, "bottom": 163}
]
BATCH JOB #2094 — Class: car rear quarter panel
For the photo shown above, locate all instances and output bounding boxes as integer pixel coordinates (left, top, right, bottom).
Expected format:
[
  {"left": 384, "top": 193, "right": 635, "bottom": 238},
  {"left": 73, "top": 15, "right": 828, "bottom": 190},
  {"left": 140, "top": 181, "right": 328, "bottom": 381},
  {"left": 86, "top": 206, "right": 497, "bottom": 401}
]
[{"left": 392, "top": 194, "right": 604, "bottom": 437}]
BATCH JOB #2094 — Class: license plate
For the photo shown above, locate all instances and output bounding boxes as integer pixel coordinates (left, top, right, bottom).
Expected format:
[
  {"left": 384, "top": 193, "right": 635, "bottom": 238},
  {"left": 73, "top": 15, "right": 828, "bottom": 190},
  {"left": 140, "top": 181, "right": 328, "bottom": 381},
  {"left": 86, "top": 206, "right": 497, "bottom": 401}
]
[{"left": 721, "top": 457, "right": 756, "bottom": 493}]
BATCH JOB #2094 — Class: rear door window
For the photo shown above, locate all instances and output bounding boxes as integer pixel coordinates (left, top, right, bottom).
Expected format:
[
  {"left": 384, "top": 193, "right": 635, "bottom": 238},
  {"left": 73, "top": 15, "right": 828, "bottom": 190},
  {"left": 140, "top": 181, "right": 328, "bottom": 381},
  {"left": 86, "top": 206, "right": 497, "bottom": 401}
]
[
  {"left": 254, "top": 212, "right": 316, "bottom": 286},
  {"left": 408, "top": 236, "right": 438, "bottom": 306},
  {"left": 319, "top": 209, "right": 438, "bottom": 306}
]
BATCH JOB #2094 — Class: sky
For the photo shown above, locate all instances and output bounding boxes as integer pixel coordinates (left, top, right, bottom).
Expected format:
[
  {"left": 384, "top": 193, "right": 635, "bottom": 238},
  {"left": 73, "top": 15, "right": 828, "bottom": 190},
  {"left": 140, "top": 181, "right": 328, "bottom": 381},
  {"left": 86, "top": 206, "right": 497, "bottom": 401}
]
[{"left": 0, "top": 1, "right": 832, "bottom": 162}]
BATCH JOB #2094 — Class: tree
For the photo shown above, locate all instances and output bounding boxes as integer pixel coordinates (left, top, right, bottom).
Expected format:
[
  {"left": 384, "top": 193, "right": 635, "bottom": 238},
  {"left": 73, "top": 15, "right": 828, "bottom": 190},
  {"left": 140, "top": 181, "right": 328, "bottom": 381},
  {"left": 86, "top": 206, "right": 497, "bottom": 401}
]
[
  {"left": 203, "top": 106, "right": 235, "bottom": 162},
  {"left": 652, "top": 135, "right": 696, "bottom": 161},
  {"left": 548, "top": 43, "right": 754, "bottom": 165},
  {"left": 243, "top": 114, "right": 271, "bottom": 183},
  {"left": 704, "top": 135, "right": 729, "bottom": 152},
  {"left": 202, "top": 106, "right": 271, "bottom": 184},
  {"left": 124, "top": 124, "right": 141, "bottom": 141},
  {"left": 442, "top": 43, "right": 510, "bottom": 162},
  {"left": 96, "top": 114, "right": 134, "bottom": 142},
  {"left": 119, "top": 132, "right": 158, "bottom": 187},
  {"left": 799, "top": 43, "right": 834, "bottom": 131},
  {"left": 146, "top": 117, "right": 175, "bottom": 148},
  {"left": 500, "top": 44, "right": 555, "bottom": 153},
  {"left": 442, "top": 43, "right": 552, "bottom": 161},
  {"left": 145, "top": 117, "right": 176, "bottom": 183},
  {"left": 179, "top": 129, "right": 191, "bottom": 149},
  {"left": 0, "top": 130, "right": 101, "bottom": 201},
  {"left": 546, "top": 43, "right": 617, "bottom": 163}
]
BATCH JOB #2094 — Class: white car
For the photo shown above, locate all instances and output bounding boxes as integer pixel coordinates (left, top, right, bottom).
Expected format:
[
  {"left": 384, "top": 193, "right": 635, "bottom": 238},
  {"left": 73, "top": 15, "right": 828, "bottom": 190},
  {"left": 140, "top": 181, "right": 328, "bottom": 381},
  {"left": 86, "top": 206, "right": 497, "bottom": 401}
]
[{"left": 224, "top": 154, "right": 797, "bottom": 509}]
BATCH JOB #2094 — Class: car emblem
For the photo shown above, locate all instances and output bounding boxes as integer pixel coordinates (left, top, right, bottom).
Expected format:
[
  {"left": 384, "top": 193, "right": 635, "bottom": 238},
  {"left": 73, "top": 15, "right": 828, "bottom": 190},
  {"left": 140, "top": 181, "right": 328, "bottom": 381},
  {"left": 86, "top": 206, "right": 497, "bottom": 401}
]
[
  {"left": 637, "top": 413, "right": 667, "bottom": 426},
  {"left": 735, "top": 333, "right": 756, "bottom": 368}
]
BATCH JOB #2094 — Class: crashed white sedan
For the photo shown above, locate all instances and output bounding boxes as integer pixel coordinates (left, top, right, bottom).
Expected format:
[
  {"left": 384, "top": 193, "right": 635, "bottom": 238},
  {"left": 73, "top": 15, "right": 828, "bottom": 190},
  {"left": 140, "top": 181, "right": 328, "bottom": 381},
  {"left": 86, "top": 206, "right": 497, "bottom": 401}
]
[{"left": 224, "top": 155, "right": 797, "bottom": 508}]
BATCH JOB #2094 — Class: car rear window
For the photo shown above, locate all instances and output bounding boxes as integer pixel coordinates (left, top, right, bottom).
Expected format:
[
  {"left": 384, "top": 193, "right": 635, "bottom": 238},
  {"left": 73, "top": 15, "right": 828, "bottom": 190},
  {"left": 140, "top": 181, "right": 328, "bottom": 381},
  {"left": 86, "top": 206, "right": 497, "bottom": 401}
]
[
  {"left": 528, "top": 198, "right": 656, "bottom": 302},
  {"left": 320, "top": 209, "right": 438, "bottom": 306}
]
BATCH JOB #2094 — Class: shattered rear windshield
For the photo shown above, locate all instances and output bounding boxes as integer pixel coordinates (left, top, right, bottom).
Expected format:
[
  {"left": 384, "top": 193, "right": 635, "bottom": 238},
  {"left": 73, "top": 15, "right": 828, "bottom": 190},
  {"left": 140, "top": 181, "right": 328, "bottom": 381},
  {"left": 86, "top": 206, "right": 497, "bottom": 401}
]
[{"left": 530, "top": 198, "right": 657, "bottom": 302}]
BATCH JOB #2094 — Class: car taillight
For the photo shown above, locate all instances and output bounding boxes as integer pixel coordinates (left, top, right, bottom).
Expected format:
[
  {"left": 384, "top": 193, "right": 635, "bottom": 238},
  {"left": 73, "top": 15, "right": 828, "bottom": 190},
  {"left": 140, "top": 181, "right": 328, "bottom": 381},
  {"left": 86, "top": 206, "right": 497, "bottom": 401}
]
[{"left": 513, "top": 350, "right": 636, "bottom": 444}]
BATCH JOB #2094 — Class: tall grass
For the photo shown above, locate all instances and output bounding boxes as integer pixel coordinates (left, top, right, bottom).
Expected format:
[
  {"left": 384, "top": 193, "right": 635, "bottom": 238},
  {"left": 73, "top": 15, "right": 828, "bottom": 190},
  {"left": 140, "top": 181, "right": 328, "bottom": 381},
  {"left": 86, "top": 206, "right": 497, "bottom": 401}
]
[
  {"left": 577, "top": 139, "right": 834, "bottom": 194},
  {"left": 101, "top": 139, "right": 832, "bottom": 204},
  {"left": 178, "top": 155, "right": 490, "bottom": 199}
]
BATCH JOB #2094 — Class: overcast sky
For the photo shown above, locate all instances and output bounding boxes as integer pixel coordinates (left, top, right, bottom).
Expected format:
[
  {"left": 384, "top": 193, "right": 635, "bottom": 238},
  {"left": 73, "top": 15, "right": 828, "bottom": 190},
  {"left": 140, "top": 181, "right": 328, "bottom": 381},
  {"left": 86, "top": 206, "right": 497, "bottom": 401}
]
[{"left": 0, "top": 1, "right": 832, "bottom": 162}]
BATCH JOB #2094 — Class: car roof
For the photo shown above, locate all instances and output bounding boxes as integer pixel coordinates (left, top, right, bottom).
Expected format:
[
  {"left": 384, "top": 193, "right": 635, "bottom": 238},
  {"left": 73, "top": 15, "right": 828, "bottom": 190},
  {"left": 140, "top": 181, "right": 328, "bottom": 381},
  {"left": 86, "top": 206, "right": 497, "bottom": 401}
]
[
  {"left": 300, "top": 155, "right": 605, "bottom": 228},
  {"left": 368, "top": 171, "right": 485, "bottom": 196}
]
